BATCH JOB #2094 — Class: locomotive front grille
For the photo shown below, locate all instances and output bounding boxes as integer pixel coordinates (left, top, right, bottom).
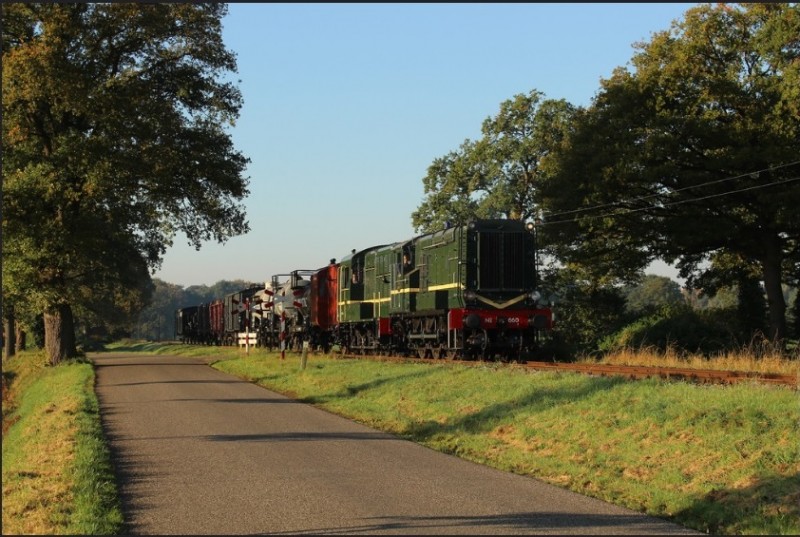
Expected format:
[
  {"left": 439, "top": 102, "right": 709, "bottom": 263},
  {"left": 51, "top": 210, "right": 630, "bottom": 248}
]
[{"left": 478, "top": 232, "right": 527, "bottom": 289}]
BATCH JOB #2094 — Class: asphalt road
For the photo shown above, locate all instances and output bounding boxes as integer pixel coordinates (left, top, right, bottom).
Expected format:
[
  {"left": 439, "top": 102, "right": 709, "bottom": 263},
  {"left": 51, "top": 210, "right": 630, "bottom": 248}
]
[{"left": 91, "top": 353, "right": 698, "bottom": 535}]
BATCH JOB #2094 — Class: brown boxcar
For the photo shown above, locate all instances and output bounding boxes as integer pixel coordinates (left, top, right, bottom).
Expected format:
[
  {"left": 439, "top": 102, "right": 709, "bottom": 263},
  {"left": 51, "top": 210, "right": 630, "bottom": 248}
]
[{"left": 209, "top": 299, "right": 224, "bottom": 345}]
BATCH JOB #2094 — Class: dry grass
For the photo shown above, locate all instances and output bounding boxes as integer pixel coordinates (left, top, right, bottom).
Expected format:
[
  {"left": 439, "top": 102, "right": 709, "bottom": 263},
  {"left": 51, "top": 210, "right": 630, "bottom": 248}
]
[
  {"left": 589, "top": 341, "right": 800, "bottom": 376},
  {"left": 2, "top": 357, "right": 79, "bottom": 534},
  {"left": 2, "top": 352, "right": 122, "bottom": 535}
]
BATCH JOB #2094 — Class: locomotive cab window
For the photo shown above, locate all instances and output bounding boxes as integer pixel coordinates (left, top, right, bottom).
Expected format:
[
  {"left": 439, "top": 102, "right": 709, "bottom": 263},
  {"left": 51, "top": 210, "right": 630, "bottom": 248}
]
[
  {"left": 352, "top": 261, "right": 363, "bottom": 284},
  {"left": 400, "top": 248, "right": 413, "bottom": 275}
]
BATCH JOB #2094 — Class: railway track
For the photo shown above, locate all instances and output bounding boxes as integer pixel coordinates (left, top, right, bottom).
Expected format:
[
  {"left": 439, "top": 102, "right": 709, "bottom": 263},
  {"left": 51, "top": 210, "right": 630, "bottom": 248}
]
[
  {"left": 333, "top": 352, "right": 798, "bottom": 388},
  {"left": 519, "top": 360, "right": 798, "bottom": 387}
]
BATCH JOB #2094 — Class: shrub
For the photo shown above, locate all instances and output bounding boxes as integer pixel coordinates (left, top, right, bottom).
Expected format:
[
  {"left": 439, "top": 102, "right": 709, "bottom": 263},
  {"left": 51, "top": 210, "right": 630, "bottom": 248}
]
[{"left": 599, "top": 304, "right": 742, "bottom": 356}]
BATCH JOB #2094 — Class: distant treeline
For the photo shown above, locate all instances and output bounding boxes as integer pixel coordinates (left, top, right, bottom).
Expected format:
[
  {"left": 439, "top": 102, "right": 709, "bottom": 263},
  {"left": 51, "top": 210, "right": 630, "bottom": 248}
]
[{"left": 131, "top": 278, "right": 260, "bottom": 342}]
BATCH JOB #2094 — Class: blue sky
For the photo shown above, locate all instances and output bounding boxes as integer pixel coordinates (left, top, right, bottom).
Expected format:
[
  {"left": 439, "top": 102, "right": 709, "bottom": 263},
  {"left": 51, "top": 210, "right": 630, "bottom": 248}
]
[{"left": 153, "top": 3, "right": 698, "bottom": 287}]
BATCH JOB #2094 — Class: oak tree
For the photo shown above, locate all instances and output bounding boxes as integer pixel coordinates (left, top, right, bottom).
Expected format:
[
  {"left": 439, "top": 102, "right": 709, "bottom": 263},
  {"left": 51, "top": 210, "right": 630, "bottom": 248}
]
[
  {"left": 540, "top": 3, "right": 800, "bottom": 342},
  {"left": 2, "top": 3, "right": 250, "bottom": 363}
]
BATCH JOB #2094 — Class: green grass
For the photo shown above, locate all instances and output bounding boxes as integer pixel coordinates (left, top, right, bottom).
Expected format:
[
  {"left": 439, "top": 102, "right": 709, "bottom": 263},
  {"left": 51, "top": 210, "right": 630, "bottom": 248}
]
[
  {"left": 2, "top": 350, "right": 123, "bottom": 535},
  {"left": 4, "top": 340, "right": 798, "bottom": 535}
]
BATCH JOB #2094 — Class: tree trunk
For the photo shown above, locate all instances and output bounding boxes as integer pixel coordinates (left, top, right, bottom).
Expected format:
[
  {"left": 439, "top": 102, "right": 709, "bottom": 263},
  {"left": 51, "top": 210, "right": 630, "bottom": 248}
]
[
  {"left": 760, "top": 235, "right": 787, "bottom": 344},
  {"left": 44, "top": 304, "right": 77, "bottom": 365},
  {"left": 737, "top": 276, "right": 767, "bottom": 340},
  {"left": 15, "top": 325, "right": 26, "bottom": 353},
  {"left": 3, "top": 305, "right": 16, "bottom": 358},
  {"left": 793, "top": 291, "right": 800, "bottom": 340}
]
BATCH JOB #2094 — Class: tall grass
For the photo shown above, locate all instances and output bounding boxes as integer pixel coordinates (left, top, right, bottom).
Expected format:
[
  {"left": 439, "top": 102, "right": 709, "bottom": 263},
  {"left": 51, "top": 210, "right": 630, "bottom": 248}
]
[{"left": 584, "top": 339, "right": 800, "bottom": 376}]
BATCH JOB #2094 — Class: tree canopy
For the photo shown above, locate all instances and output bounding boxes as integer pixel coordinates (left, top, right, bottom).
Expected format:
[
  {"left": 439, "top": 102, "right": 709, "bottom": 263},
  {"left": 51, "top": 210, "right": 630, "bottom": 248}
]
[
  {"left": 539, "top": 3, "right": 800, "bottom": 341},
  {"left": 623, "top": 275, "right": 685, "bottom": 315},
  {"left": 411, "top": 90, "right": 576, "bottom": 233},
  {"left": 2, "top": 3, "right": 250, "bottom": 363}
]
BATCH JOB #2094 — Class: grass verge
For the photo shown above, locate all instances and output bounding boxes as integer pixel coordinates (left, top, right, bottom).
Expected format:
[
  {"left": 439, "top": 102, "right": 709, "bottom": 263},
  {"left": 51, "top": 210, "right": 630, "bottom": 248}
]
[{"left": 2, "top": 350, "right": 123, "bottom": 535}]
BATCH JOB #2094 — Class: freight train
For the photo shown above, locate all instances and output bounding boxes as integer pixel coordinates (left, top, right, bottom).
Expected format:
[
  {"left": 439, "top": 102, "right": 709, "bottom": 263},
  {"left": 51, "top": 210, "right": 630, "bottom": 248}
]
[{"left": 175, "top": 218, "right": 553, "bottom": 362}]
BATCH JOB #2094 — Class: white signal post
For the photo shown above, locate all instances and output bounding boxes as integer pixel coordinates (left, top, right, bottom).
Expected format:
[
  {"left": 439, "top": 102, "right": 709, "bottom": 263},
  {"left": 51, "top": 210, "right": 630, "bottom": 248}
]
[
  {"left": 280, "top": 310, "right": 286, "bottom": 360},
  {"left": 245, "top": 298, "right": 250, "bottom": 355}
]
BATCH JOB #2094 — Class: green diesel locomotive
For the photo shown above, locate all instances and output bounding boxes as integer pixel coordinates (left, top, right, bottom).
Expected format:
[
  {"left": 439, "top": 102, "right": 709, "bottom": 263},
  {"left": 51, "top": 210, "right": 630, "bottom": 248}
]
[{"left": 332, "top": 218, "right": 552, "bottom": 361}]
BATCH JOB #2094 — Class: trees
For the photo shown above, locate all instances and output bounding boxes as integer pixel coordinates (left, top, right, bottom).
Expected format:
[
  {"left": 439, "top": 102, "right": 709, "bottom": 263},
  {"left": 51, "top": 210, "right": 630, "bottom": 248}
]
[
  {"left": 2, "top": 3, "right": 250, "bottom": 364},
  {"left": 411, "top": 90, "right": 576, "bottom": 233},
  {"left": 623, "top": 275, "right": 684, "bottom": 315},
  {"left": 132, "top": 279, "right": 185, "bottom": 342},
  {"left": 132, "top": 278, "right": 261, "bottom": 342},
  {"left": 539, "top": 266, "right": 629, "bottom": 357},
  {"left": 540, "top": 3, "right": 800, "bottom": 342}
]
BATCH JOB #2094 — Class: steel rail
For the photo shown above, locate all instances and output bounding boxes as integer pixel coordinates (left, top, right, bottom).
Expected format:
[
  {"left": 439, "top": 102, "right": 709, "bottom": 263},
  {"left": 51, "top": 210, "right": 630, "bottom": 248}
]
[{"left": 520, "top": 361, "right": 798, "bottom": 388}]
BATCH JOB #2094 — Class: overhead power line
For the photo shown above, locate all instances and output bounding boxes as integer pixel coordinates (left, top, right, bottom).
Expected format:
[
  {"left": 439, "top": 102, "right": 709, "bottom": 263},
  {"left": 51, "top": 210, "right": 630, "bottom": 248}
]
[{"left": 540, "top": 161, "right": 800, "bottom": 225}]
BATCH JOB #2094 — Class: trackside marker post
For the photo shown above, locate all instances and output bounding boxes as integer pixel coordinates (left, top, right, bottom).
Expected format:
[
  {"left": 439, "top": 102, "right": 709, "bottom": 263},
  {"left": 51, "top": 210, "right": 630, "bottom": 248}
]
[
  {"left": 280, "top": 310, "right": 286, "bottom": 360},
  {"left": 301, "top": 341, "right": 308, "bottom": 370},
  {"left": 245, "top": 299, "right": 250, "bottom": 355}
]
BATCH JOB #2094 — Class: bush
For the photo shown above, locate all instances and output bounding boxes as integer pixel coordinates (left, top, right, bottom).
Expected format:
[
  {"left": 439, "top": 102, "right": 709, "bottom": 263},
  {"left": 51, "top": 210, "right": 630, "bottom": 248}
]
[{"left": 599, "top": 304, "right": 742, "bottom": 356}]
